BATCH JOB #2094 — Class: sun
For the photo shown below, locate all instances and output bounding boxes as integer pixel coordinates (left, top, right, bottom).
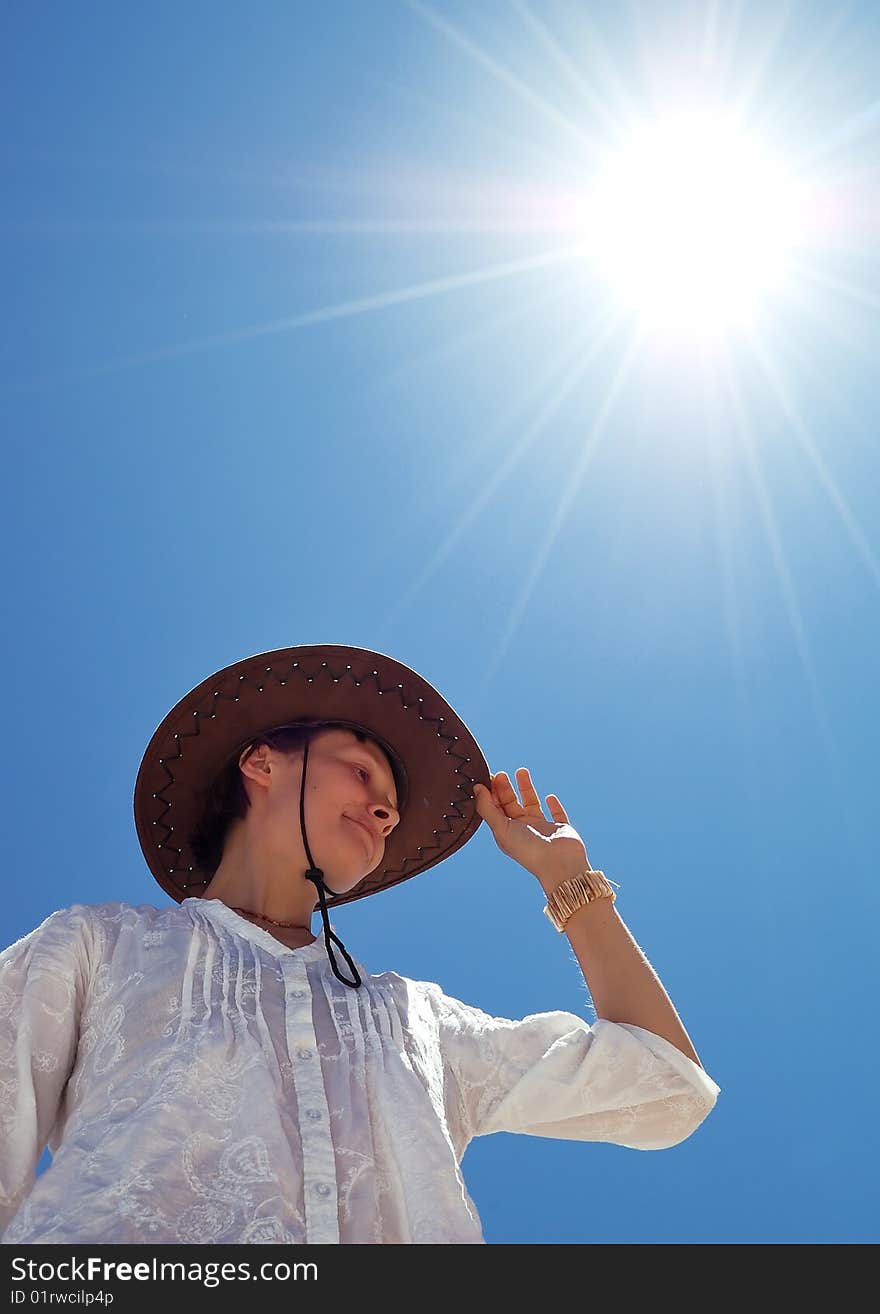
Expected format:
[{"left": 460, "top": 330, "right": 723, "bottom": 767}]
[{"left": 580, "top": 111, "right": 804, "bottom": 341}]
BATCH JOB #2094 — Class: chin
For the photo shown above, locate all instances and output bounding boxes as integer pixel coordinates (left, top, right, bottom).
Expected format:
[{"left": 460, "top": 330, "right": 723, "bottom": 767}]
[{"left": 324, "top": 864, "right": 373, "bottom": 897}]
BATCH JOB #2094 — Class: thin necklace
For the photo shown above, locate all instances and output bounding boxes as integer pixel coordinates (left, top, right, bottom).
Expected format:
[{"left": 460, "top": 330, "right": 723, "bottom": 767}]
[{"left": 231, "top": 906, "right": 312, "bottom": 930}]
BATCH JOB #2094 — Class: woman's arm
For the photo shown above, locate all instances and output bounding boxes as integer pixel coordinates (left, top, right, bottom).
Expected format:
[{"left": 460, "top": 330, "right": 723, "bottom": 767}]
[
  {"left": 539, "top": 874, "right": 703, "bottom": 1066},
  {"left": 474, "top": 768, "right": 706, "bottom": 1067}
]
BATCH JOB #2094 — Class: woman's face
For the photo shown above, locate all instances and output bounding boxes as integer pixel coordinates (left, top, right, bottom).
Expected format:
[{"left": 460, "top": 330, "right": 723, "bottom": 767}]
[{"left": 241, "top": 726, "right": 401, "bottom": 895}]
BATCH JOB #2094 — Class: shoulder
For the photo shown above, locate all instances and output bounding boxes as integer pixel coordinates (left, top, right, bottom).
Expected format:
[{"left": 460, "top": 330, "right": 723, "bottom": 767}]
[
  {"left": 1, "top": 902, "right": 101, "bottom": 963},
  {"left": 365, "top": 967, "right": 446, "bottom": 1000},
  {"left": 364, "top": 969, "right": 491, "bottom": 1026},
  {"left": 2, "top": 900, "right": 188, "bottom": 962},
  {"left": 364, "top": 968, "right": 586, "bottom": 1040}
]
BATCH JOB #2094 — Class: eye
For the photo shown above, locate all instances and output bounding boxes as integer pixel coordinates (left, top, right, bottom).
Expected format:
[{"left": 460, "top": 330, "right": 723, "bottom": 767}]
[{"left": 355, "top": 765, "right": 370, "bottom": 783}]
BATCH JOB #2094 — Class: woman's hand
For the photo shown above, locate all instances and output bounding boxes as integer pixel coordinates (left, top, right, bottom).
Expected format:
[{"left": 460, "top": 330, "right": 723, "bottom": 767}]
[{"left": 473, "top": 768, "right": 593, "bottom": 892}]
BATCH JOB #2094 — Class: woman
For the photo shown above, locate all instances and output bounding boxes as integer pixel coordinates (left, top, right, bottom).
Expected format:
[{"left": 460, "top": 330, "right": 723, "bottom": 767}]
[{"left": 0, "top": 643, "right": 720, "bottom": 1244}]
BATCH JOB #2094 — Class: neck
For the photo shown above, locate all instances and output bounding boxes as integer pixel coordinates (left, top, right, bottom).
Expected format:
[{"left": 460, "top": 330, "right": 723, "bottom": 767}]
[
  {"left": 200, "top": 844, "right": 320, "bottom": 933},
  {"left": 231, "top": 905, "right": 311, "bottom": 930},
  {"left": 226, "top": 904, "right": 318, "bottom": 948}
]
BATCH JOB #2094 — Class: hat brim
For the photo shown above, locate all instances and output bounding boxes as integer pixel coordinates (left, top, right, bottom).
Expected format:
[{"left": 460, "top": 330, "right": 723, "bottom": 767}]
[{"left": 134, "top": 644, "right": 490, "bottom": 908}]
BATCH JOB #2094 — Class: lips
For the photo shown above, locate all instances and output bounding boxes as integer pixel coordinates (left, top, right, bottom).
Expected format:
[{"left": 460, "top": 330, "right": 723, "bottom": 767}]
[{"left": 346, "top": 816, "right": 374, "bottom": 854}]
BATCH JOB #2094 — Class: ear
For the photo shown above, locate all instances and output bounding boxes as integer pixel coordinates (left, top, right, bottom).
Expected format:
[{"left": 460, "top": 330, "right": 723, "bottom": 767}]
[{"left": 239, "top": 742, "right": 273, "bottom": 782}]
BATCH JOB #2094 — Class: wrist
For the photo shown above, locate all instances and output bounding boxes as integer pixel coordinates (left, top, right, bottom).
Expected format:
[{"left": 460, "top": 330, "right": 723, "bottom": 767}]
[
  {"left": 536, "top": 864, "right": 595, "bottom": 898},
  {"left": 541, "top": 868, "right": 619, "bottom": 933}
]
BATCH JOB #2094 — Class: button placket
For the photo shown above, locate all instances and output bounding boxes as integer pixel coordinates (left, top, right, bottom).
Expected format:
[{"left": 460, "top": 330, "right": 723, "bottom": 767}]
[{"left": 281, "top": 960, "right": 339, "bottom": 1243}]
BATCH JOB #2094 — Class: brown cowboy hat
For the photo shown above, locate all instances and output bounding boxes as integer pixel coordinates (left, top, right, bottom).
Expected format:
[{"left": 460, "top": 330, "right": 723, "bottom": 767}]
[{"left": 134, "top": 643, "right": 490, "bottom": 909}]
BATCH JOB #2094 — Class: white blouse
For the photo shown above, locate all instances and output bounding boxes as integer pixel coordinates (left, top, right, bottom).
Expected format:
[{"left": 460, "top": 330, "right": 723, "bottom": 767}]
[{"left": 0, "top": 898, "right": 720, "bottom": 1244}]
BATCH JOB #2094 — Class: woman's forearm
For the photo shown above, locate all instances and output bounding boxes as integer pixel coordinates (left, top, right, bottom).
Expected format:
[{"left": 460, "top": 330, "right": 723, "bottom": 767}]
[{"left": 546, "top": 885, "right": 704, "bottom": 1067}]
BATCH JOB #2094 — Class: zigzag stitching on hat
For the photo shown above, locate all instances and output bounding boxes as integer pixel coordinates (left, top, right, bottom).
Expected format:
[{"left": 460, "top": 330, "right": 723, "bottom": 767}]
[
  {"left": 290, "top": 662, "right": 478, "bottom": 889},
  {"left": 153, "top": 712, "right": 206, "bottom": 864},
  {"left": 154, "top": 674, "right": 310, "bottom": 884},
  {"left": 281, "top": 654, "right": 478, "bottom": 788},
  {"left": 153, "top": 659, "right": 479, "bottom": 892}
]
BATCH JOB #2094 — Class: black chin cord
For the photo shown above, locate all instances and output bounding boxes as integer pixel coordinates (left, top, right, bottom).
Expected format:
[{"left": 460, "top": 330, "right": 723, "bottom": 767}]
[{"left": 299, "top": 737, "right": 362, "bottom": 989}]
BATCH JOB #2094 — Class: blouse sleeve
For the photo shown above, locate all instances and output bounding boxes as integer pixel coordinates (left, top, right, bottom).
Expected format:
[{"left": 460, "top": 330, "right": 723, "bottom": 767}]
[
  {"left": 420, "top": 983, "right": 720, "bottom": 1152},
  {"left": 0, "top": 906, "right": 92, "bottom": 1235}
]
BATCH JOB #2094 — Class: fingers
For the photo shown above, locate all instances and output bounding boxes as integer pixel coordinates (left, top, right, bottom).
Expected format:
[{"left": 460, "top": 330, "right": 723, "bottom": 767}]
[
  {"left": 492, "top": 768, "right": 542, "bottom": 812},
  {"left": 491, "top": 770, "right": 521, "bottom": 810},
  {"left": 478, "top": 768, "right": 569, "bottom": 826}
]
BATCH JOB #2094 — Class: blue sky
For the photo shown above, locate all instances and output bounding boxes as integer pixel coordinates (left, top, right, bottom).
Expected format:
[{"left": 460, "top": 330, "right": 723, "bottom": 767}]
[{"left": 2, "top": 0, "right": 877, "bottom": 1244}]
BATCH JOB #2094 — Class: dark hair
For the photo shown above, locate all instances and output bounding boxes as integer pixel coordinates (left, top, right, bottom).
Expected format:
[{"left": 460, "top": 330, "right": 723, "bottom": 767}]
[{"left": 188, "top": 720, "right": 403, "bottom": 877}]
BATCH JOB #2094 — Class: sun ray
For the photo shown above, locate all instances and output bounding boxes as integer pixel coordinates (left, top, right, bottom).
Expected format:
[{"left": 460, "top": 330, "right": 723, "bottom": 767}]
[
  {"left": 741, "top": 330, "right": 880, "bottom": 589},
  {"left": 375, "top": 304, "right": 630, "bottom": 644},
  {"left": 507, "top": 0, "right": 628, "bottom": 136},
  {"left": 6, "top": 217, "right": 574, "bottom": 238},
  {"left": 372, "top": 70, "right": 589, "bottom": 175},
  {"left": 754, "top": 6, "right": 854, "bottom": 141},
  {"left": 620, "top": 0, "right": 744, "bottom": 114},
  {"left": 367, "top": 273, "right": 568, "bottom": 405},
  {"left": 479, "top": 322, "right": 646, "bottom": 690},
  {"left": 0, "top": 141, "right": 376, "bottom": 198},
  {"left": 700, "top": 0, "right": 749, "bottom": 103},
  {"left": 2, "top": 245, "right": 583, "bottom": 395},
  {"left": 718, "top": 341, "right": 829, "bottom": 691},
  {"left": 773, "top": 262, "right": 880, "bottom": 365},
  {"left": 369, "top": 289, "right": 621, "bottom": 595},
  {"left": 700, "top": 0, "right": 723, "bottom": 72},
  {"left": 697, "top": 350, "right": 756, "bottom": 779},
  {"left": 793, "top": 95, "right": 880, "bottom": 170},
  {"left": 717, "top": 339, "right": 865, "bottom": 860},
  {"left": 727, "top": 0, "right": 799, "bottom": 123},
  {"left": 789, "top": 261, "right": 880, "bottom": 321},
  {"left": 559, "top": 2, "right": 649, "bottom": 132},
  {"left": 402, "top": 0, "right": 606, "bottom": 158}
]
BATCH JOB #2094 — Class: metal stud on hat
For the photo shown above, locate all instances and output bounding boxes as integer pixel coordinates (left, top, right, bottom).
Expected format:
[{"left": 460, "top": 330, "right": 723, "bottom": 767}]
[{"left": 133, "top": 644, "right": 491, "bottom": 986}]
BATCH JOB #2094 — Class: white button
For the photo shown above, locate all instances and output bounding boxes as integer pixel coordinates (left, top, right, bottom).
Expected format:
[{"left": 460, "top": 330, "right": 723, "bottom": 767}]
[
  {"left": 297, "top": 1048, "right": 313, "bottom": 1060},
  {"left": 291, "top": 989, "right": 307, "bottom": 998},
  {"left": 315, "top": 1183, "right": 333, "bottom": 1197},
  {"left": 305, "top": 1108, "right": 321, "bottom": 1120}
]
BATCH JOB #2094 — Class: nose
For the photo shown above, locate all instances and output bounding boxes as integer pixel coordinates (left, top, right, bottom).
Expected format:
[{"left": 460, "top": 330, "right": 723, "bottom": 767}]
[{"left": 370, "top": 803, "right": 398, "bottom": 836}]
